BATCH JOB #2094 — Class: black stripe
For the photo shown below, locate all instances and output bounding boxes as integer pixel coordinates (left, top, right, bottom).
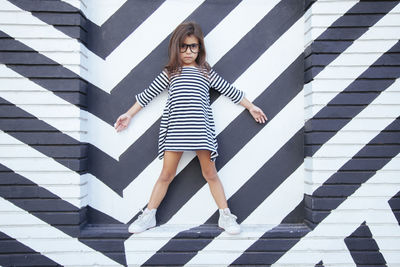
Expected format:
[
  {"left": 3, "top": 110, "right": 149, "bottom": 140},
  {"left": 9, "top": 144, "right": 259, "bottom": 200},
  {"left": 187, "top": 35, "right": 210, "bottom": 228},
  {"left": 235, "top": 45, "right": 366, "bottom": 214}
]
[
  {"left": 230, "top": 224, "right": 310, "bottom": 266},
  {"left": 211, "top": 0, "right": 303, "bottom": 85},
  {"left": 0, "top": 163, "right": 129, "bottom": 266},
  {"left": 304, "top": 1, "right": 400, "bottom": 82},
  {"left": 0, "top": 165, "right": 81, "bottom": 237},
  {"left": 0, "top": 98, "right": 85, "bottom": 172},
  {"left": 281, "top": 198, "right": 305, "bottom": 224},
  {"left": 0, "top": 31, "right": 87, "bottom": 110},
  {"left": 304, "top": 0, "right": 316, "bottom": 13},
  {"left": 232, "top": 117, "right": 400, "bottom": 265},
  {"left": 305, "top": 43, "right": 400, "bottom": 157},
  {"left": 79, "top": 220, "right": 129, "bottom": 267},
  {"left": 345, "top": 222, "right": 387, "bottom": 266},
  {"left": 388, "top": 191, "right": 400, "bottom": 225},
  {"left": 8, "top": 0, "right": 166, "bottom": 58},
  {"left": 86, "top": 0, "right": 165, "bottom": 58},
  {"left": 221, "top": 128, "right": 303, "bottom": 224},
  {"left": 0, "top": 231, "right": 59, "bottom": 266}
]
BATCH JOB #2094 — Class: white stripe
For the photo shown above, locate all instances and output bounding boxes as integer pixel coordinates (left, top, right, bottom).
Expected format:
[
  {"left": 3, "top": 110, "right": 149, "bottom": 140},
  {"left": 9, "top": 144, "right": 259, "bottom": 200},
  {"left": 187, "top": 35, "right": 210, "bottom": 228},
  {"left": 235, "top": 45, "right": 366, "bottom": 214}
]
[
  {"left": 273, "top": 155, "right": 400, "bottom": 266},
  {"left": 243, "top": 164, "right": 304, "bottom": 225},
  {"left": 205, "top": 0, "right": 280, "bottom": 65},
  {"left": 0, "top": 196, "right": 121, "bottom": 266},
  {"left": 59, "top": 0, "right": 86, "bottom": 13},
  {"left": 62, "top": 0, "right": 127, "bottom": 27},
  {"left": 304, "top": 0, "right": 359, "bottom": 47},
  {"left": 0, "top": 130, "right": 85, "bottom": 208},
  {"left": 0, "top": 0, "right": 204, "bottom": 93}
]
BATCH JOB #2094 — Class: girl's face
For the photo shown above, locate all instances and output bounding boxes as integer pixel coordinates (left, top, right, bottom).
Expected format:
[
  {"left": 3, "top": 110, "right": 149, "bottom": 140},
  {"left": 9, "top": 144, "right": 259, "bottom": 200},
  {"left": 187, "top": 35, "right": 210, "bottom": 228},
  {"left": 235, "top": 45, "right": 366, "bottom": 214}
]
[{"left": 179, "top": 35, "right": 199, "bottom": 67}]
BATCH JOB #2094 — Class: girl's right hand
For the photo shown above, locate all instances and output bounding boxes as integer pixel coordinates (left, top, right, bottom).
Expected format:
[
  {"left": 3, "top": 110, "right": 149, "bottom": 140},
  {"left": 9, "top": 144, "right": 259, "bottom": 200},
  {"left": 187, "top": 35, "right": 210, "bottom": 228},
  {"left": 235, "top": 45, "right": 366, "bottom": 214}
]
[{"left": 114, "top": 113, "right": 132, "bottom": 132}]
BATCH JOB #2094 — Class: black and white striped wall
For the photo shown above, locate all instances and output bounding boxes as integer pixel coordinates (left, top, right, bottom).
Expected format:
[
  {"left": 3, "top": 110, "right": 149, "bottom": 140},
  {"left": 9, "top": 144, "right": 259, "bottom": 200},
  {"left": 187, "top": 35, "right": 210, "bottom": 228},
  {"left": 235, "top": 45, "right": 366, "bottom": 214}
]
[{"left": 0, "top": 0, "right": 399, "bottom": 266}]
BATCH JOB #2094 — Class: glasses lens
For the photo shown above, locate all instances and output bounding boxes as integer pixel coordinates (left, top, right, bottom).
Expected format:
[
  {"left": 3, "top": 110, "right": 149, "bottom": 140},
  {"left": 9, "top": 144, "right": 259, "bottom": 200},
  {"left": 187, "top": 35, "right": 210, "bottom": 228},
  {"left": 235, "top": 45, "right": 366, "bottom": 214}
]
[
  {"left": 189, "top": 44, "right": 199, "bottom": 53},
  {"left": 180, "top": 43, "right": 199, "bottom": 53},
  {"left": 180, "top": 44, "right": 187, "bottom": 53}
]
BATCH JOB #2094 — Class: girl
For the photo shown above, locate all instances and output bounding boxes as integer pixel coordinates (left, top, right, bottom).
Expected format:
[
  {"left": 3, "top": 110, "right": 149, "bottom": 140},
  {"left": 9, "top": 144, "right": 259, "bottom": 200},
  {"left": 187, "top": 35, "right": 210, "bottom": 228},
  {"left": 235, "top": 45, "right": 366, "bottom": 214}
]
[{"left": 114, "top": 21, "right": 267, "bottom": 235}]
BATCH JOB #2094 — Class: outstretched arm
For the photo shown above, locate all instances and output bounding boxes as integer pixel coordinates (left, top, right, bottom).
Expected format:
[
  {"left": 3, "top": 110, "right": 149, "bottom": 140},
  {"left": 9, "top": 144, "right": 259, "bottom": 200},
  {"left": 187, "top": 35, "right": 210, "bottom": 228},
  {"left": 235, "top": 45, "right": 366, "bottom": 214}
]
[
  {"left": 114, "top": 101, "right": 142, "bottom": 132},
  {"left": 114, "top": 70, "right": 169, "bottom": 132},
  {"left": 239, "top": 97, "right": 268, "bottom": 124},
  {"left": 209, "top": 69, "right": 244, "bottom": 104}
]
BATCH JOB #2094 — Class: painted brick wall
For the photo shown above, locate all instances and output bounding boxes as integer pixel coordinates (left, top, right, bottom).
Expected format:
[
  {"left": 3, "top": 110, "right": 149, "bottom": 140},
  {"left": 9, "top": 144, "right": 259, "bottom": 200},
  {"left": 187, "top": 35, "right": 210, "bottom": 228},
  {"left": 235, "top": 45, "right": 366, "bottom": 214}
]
[
  {"left": 298, "top": 0, "right": 400, "bottom": 265},
  {"left": 0, "top": 0, "right": 399, "bottom": 266},
  {"left": 0, "top": 0, "right": 93, "bottom": 266}
]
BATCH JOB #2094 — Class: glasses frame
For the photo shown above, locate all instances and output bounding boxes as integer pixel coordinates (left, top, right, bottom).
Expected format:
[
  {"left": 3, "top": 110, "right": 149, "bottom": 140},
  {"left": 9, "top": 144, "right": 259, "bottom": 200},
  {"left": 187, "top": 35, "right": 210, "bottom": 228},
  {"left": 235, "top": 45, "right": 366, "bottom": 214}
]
[{"left": 179, "top": 43, "right": 200, "bottom": 53}]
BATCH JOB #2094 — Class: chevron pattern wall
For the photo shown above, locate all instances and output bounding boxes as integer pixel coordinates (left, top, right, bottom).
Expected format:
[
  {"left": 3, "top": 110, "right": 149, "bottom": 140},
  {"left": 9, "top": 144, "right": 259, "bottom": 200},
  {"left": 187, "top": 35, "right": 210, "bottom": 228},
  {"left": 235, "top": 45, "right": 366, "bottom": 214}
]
[{"left": 0, "top": 0, "right": 399, "bottom": 266}]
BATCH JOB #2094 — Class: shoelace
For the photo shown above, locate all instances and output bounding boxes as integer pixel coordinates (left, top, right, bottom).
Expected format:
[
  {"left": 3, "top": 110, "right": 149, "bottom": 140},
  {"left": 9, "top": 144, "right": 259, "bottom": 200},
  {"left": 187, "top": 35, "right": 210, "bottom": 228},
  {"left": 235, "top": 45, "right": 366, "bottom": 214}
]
[
  {"left": 223, "top": 212, "right": 238, "bottom": 226},
  {"left": 136, "top": 209, "right": 150, "bottom": 224}
]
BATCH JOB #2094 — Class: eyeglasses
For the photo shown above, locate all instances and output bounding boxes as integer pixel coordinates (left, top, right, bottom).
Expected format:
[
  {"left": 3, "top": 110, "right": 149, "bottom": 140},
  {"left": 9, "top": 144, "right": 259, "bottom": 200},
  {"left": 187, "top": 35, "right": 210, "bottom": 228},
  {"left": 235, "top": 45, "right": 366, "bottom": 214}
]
[{"left": 180, "top": 43, "right": 200, "bottom": 53}]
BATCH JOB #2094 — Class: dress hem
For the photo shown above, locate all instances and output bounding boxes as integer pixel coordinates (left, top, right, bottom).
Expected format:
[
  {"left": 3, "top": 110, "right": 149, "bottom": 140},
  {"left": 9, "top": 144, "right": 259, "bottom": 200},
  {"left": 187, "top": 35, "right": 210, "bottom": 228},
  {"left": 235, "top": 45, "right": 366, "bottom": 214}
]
[{"left": 158, "top": 148, "right": 218, "bottom": 162}]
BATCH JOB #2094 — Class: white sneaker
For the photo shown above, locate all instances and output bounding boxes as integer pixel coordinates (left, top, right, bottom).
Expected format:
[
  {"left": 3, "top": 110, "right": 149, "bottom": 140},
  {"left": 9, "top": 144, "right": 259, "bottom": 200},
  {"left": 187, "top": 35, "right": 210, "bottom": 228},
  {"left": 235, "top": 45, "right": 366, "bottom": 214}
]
[
  {"left": 128, "top": 208, "right": 156, "bottom": 233},
  {"left": 218, "top": 208, "right": 241, "bottom": 235}
]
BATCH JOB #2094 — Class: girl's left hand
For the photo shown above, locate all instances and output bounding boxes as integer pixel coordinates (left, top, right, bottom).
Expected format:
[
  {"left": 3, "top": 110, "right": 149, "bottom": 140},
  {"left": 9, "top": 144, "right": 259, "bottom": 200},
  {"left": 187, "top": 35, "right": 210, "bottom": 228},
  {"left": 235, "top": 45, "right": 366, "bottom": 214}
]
[{"left": 249, "top": 105, "right": 268, "bottom": 124}]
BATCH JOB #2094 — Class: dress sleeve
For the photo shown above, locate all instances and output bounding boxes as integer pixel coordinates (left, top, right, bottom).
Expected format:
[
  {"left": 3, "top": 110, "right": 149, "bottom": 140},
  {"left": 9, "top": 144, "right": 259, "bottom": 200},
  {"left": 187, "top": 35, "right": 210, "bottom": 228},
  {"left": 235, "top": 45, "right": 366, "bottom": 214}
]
[
  {"left": 135, "top": 70, "right": 169, "bottom": 108},
  {"left": 209, "top": 68, "right": 244, "bottom": 104}
]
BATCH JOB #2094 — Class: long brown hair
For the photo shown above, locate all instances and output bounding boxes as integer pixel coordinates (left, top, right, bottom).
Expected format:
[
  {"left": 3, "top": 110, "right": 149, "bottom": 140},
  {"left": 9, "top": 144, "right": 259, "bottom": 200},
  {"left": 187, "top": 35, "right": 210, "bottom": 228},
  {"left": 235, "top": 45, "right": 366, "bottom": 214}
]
[{"left": 165, "top": 21, "right": 210, "bottom": 78}]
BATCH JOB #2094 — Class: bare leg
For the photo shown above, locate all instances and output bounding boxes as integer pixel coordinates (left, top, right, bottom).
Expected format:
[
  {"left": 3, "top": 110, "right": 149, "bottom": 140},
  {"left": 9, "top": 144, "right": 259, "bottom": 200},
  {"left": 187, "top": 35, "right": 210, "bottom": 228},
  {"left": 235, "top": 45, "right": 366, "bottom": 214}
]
[
  {"left": 195, "top": 150, "right": 228, "bottom": 209},
  {"left": 147, "top": 151, "right": 183, "bottom": 210}
]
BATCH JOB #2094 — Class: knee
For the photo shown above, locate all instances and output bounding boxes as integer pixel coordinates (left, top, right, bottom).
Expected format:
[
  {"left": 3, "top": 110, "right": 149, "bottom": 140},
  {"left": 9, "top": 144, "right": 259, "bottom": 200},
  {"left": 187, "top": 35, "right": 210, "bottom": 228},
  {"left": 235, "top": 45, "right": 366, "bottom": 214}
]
[
  {"left": 202, "top": 169, "right": 218, "bottom": 183},
  {"left": 158, "top": 170, "right": 175, "bottom": 184}
]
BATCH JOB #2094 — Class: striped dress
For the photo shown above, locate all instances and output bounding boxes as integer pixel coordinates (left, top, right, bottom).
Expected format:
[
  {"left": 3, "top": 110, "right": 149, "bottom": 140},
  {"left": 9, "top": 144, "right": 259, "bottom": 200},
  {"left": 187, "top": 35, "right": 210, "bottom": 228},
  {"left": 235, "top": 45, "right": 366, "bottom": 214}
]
[{"left": 135, "top": 66, "right": 245, "bottom": 162}]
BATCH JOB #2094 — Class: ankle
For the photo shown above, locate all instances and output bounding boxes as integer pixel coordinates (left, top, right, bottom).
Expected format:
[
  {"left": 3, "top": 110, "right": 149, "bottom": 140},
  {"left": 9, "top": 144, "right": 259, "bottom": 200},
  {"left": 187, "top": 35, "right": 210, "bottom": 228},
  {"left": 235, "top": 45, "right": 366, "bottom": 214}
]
[{"left": 219, "top": 207, "right": 230, "bottom": 213}]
